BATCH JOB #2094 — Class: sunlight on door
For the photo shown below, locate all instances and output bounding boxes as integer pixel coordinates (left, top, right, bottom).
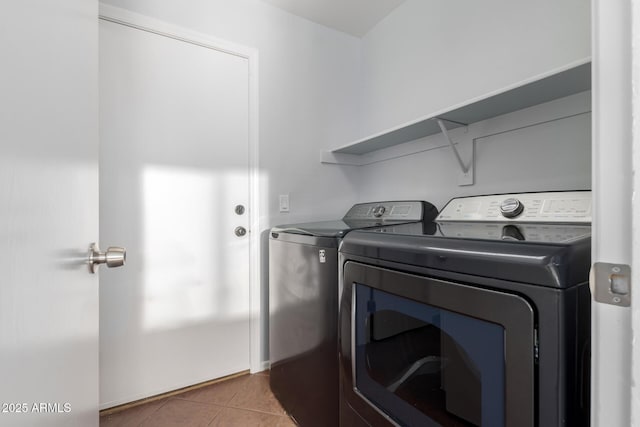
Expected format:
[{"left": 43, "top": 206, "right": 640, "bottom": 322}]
[{"left": 142, "top": 165, "right": 250, "bottom": 331}]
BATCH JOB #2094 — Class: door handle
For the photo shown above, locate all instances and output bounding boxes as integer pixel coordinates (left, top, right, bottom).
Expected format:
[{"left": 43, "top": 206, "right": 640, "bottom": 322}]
[{"left": 88, "top": 243, "right": 126, "bottom": 273}]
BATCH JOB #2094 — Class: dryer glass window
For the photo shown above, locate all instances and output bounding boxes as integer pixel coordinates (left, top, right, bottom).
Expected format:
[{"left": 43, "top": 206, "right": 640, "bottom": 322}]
[{"left": 354, "top": 284, "right": 505, "bottom": 427}]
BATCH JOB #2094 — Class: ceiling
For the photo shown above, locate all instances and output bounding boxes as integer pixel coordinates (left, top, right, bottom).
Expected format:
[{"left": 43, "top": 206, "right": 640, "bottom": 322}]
[{"left": 261, "top": 0, "right": 406, "bottom": 37}]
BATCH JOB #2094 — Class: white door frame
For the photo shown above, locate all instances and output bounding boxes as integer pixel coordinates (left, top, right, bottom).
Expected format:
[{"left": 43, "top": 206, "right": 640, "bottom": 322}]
[
  {"left": 591, "top": 0, "right": 635, "bottom": 425},
  {"left": 632, "top": 1, "right": 640, "bottom": 424},
  {"left": 629, "top": 1, "right": 640, "bottom": 426},
  {"left": 98, "top": 4, "right": 264, "bottom": 374}
]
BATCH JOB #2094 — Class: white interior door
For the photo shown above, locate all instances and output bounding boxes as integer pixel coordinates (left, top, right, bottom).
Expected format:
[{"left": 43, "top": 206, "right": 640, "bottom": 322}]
[
  {"left": 0, "top": 1, "right": 99, "bottom": 426},
  {"left": 99, "top": 18, "right": 251, "bottom": 408}
]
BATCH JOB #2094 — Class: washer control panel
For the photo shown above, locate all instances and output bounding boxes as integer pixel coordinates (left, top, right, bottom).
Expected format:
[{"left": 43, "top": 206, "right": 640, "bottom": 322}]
[
  {"left": 437, "top": 222, "right": 591, "bottom": 242},
  {"left": 343, "top": 201, "right": 426, "bottom": 221},
  {"left": 438, "top": 191, "right": 591, "bottom": 223}
]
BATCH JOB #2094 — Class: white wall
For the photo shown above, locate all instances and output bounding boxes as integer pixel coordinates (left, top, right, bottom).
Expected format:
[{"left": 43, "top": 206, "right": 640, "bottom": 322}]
[
  {"left": 101, "top": 0, "right": 363, "bottom": 225},
  {"left": 355, "top": 92, "right": 591, "bottom": 209},
  {"left": 348, "top": 0, "right": 591, "bottom": 210},
  {"left": 358, "top": 0, "right": 591, "bottom": 135}
]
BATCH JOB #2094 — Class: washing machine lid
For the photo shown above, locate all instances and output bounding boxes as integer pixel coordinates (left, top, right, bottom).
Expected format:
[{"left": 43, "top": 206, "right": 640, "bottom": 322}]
[
  {"left": 340, "top": 229, "right": 591, "bottom": 288},
  {"left": 371, "top": 221, "right": 591, "bottom": 244},
  {"left": 271, "top": 200, "right": 437, "bottom": 238},
  {"left": 271, "top": 219, "right": 415, "bottom": 238}
]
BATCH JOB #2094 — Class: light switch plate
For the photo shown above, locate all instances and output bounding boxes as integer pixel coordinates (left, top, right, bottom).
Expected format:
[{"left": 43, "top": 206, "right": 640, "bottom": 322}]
[{"left": 279, "top": 194, "right": 290, "bottom": 212}]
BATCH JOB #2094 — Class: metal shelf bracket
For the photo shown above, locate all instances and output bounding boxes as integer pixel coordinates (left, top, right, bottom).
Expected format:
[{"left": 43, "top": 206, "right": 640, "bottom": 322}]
[{"left": 436, "top": 118, "right": 474, "bottom": 186}]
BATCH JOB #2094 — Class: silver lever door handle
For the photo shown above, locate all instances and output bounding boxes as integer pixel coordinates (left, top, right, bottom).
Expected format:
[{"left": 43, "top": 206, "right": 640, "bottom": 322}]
[{"left": 88, "top": 243, "right": 126, "bottom": 274}]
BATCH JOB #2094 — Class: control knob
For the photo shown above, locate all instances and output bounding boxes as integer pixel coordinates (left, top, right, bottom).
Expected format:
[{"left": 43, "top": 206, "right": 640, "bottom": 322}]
[{"left": 500, "top": 198, "right": 524, "bottom": 218}]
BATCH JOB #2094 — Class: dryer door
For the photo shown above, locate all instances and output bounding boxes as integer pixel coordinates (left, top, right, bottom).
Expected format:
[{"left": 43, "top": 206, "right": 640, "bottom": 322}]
[{"left": 340, "top": 262, "right": 535, "bottom": 427}]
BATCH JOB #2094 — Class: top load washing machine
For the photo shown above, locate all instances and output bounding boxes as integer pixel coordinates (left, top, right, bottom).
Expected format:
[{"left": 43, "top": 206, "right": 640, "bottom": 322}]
[
  {"left": 338, "top": 191, "right": 592, "bottom": 427},
  {"left": 269, "top": 201, "right": 438, "bottom": 427}
]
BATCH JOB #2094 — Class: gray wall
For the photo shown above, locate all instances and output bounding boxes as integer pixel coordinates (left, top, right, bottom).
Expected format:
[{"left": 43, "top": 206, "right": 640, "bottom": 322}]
[
  {"left": 358, "top": 0, "right": 591, "bottom": 135},
  {"left": 347, "top": 0, "right": 591, "bottom": 210},
  {"left": 101, "top": 0, "right": 364, "bottom": 225},
  {"left": 355, "top": 92, "right": 591, "bottom": 210}
]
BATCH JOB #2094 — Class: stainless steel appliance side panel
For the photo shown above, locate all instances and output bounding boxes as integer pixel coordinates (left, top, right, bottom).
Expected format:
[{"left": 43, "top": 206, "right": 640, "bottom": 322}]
[{"left": 269, "top": 235, "right": 339, "bottom": 427}]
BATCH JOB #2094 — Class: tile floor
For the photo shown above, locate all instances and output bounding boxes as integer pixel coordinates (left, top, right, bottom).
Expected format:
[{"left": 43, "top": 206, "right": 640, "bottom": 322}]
[{"left": 100, "top": 372, "right": 296, "bottom": 427}]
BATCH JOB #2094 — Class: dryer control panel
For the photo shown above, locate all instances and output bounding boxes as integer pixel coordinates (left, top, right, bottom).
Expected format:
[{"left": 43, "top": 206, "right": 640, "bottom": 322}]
[
  {"left": 438, "top": 191, "right": 591, "bottom": 223},
  {"left": 343, "top": 201, "right": 429, "bottom": 222}
]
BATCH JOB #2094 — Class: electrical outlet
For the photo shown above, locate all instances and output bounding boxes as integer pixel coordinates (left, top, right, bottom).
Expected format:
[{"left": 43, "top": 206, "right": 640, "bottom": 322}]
[{"left": 279, "top": 194, "right": 290, "bottom": 212}]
